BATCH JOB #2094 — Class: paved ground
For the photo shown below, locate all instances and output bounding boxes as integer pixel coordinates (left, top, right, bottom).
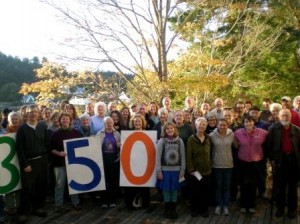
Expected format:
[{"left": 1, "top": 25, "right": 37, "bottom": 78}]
[{"left": 4, "top": 187, "right": 300, "bottom": 224}]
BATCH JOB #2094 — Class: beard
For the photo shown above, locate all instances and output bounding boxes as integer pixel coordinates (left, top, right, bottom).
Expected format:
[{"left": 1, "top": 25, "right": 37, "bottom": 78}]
[{"left": 280, "top": 121, "right": 290, "bottom": 127}]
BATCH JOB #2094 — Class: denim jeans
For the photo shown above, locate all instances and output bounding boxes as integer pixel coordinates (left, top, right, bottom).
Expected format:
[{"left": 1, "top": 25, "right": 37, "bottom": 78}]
[
  {"left": 214, "top": 168, "right": 233, "bottom": 207},
  {"left": 54, "top": 167, "right": 79, "bottom": 206}
]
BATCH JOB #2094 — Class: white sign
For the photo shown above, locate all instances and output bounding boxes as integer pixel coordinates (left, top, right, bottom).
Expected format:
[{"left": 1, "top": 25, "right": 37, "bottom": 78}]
[
  {"left": 64, "top": 136, "right": 106, "bottom": 195},
  {"left": 120, "top": 131, "right": 157, "bottom": 187},
  {"left": 0, "top": 133, "right": 21, "bottom": 194}
]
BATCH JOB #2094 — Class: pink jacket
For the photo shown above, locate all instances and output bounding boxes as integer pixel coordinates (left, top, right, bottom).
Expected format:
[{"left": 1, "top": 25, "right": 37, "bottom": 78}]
[{"left": 234, "top": 128, "right": 268, "bottom": 162}]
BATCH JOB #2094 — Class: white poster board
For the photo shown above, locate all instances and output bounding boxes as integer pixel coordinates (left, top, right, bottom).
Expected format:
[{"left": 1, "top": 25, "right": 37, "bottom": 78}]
[
  {"left": 0, "top": 133, "right": 21, "bottom": 194},
  {"left": 120, "top": 131, "right": 157, "bottom": 187},
  {"left": 64, "top": 136, "right": 106, "bottom": 195}
]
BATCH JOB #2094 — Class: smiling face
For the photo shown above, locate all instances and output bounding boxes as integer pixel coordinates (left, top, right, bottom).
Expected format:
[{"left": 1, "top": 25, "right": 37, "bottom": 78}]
[
  {"left": 217, "top": 120, "right": 228, "bottom": 134},
  {"left": 175, "top": 111, "right": 184, "bottom": 124},
  {"left": 111, "top": 112, "right": 119, "bottom": 124},
  {"left": 244, "top": 118, "right": 254, "bottom": 131},
  {"left": 10, "top": 115, "right": 21, "bottom": 127},
  {"left": 60, "top": 115, "right": 71, "bottom": 128},
  {"left": 27, "top": 107, "right": 39, "bottom": 123},
  {"left": 81, "top": 117, "right": 90, "bottom": 127},
  {"left": 195, "top": 119, "right": 208, "bottom": 133},
  {"left": 165, "top": 124, "right": 175, "bottom": 137},
  {"left": 133, "top": 117, "right": 143, "bottom": 130}
]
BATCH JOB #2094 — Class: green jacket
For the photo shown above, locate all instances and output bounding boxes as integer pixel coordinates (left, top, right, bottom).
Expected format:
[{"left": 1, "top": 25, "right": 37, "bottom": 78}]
[{"left": 186, "top": 134, "right": 212, "bottom": 176}]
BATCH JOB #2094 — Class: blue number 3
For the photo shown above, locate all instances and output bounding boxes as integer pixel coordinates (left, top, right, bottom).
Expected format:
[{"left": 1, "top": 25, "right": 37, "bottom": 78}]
[{"left": 67, "top": 139, "right": 101, "bottom": 191}]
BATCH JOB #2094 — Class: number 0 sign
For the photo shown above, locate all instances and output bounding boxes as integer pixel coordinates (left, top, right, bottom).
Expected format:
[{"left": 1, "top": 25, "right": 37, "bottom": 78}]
[
  {"left": 0, "top": 133, "right": 21, "bottom": 195},
  {"left": 120, "top": 131, "right": 157, "bottom": 187}
]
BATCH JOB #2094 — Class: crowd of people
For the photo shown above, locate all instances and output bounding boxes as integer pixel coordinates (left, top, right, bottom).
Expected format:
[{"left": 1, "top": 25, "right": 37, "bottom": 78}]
[{"left": 0, "top": 95, "right": 300, "bottom": 223}]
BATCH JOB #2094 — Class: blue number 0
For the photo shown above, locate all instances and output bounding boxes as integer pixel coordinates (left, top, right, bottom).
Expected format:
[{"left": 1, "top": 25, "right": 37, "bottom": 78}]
[{"left": 66, "top": 139, "right": 101, "bottom": 191}]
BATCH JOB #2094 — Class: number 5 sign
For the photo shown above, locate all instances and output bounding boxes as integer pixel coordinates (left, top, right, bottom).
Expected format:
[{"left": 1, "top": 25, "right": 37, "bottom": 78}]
[
  {"left": 120, "top": 131, "right": 157, "bottom": 187},
  {"left": 0, "top": 133, "right": 21, "bottom": 195},
  {"left": 64, "top": 136, "right": 106, "bottom": 195}
]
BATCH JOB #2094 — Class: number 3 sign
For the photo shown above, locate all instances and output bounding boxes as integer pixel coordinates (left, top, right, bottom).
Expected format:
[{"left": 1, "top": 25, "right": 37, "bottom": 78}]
[{"left": 0, "top": 134, "right": 21, "bottom": 195}]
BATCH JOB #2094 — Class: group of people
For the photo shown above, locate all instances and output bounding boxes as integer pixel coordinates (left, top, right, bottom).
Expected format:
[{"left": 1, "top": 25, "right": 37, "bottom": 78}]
[{"left": 0, "top": 95, "right": 300, "bottom": 223}]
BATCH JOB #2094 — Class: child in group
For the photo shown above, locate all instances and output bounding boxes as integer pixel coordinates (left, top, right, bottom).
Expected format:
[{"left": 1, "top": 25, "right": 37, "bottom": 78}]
[{"left": 156, "top": 122, "right": 186, "bottom": 219}]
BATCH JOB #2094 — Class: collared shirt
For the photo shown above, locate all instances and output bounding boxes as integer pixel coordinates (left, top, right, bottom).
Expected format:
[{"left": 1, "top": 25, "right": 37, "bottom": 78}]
[{"left": 281, "top": 125, "right": 293, "bottom": 153}]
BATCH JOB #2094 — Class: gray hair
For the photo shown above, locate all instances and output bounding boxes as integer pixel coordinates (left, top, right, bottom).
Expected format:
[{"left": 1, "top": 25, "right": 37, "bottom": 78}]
[
  {"left": 80, "top": 113, "right": 90, "bottom": 121},
  {"left": 195, "top": 117, "right": 208, "bottom": 126},
  {"left": 8, "top": 111, "right": 22, "bottom": 125},
  {"left": 158, "top": 108, "right": 168, "bottom": 117},
  {"left": 293, "top": 96, "right": 300, "bottom": 108},
  {"left": 94, "top": 102, "right": 107, "bottom": 115},
  {"left": 269, "top": 103, "right": 282, "bottom": 112}
]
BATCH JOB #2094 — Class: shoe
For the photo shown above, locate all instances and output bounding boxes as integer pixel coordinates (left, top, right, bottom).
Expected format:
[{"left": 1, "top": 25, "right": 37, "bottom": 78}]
[
  {"left": 248, "top": 208, "right": 256, "bottom": 214},
  {"left": 164, "top": 202, "right": 172, "bottom": 219},
  {"left": 190, "top": 210, "right": 198, "bottom": 217},
  {"left": 17, "top": 215, "right": 28, "bottom": 224},
  {"left": 55, "top": 206, "right": 62, "bottom": 213},
  {"left": 73, "top": 204, "right": 82, "bottom": 211},
  {"left": 260, "top": 192, "right": 268, "bottom": 200},
  {"left": 169, "top": 202, "right": 178, "bottom": 219},
  {"left": 33, "top": 209, "right": 47, "bottom": 217},
  {"left": 201, "top": 211, "right": 209, "bottom": 218},
  {"left": 223, "top": 207, "right": 229, "bottom": 216},
  {"left": 101, "top": 204, "right": 108, "bottom": 209},
  {"left": 240, "top": 208, "right": 246, "bottom": 214},
  {"left": 287, "top": 211, "right": 296, "bottom": 219},
  {"left": 275, "top": 209, "right": 284, "bottom": 218},
  {"left": 214, "top": 206, "right": 221, "bottom": 215},
  {"left": 109, "top": 203, "right": 116, "bottom": 208}
]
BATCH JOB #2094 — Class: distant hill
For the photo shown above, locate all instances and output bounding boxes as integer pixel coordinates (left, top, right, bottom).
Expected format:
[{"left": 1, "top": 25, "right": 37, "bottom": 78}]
[{"left": 0, "top": 51, "right": 42, "bottom": 102}]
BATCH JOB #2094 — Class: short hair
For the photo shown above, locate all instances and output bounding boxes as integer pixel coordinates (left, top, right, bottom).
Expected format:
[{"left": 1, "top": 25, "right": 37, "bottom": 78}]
[
  {"left": 59, "top": 112, "right": 73, "bottom": 126},
  {"left": 214, "top": 98, "right": 223, "bottom": 105},
  {"left": 8, "top": 112, "right": 22, "bottom": 125},
  {"left": 195, "top": 117, "right": 208, "bottom": 126},
  {"left": 293, "top": 96, "right": 300, "bottom": 108},
  {"left": 129, "top": 114, "right": 147, "bottom": 129},
  {"left": 234, "top": 100, "right": 245, "bottom": 108},
  {"left": 243, "top": 115, "right": 255, "bottom": 123},
  {"left": 50, "top": 111, "right": 61, "bottom": 121},
  {"left": 245, "top": 100, "right": 252, "bottom": 105},
  {"left": 94, "top": 102, "right": 107, "bottom": 115},
  {"left": 206, "top": 111, "right": 217, "bottom": 120},
  {"left": 161, "top": 122, "right": 179, "bottom": 138},
  {"left": 158, "top": 108, "right": 168, "bottom": 117},
  {"left": 79, "top": 113, "right": 90, "bottom": 121},
  {"left": 104, "top": 116, "right": 113, "bottom": 124},
  {"left": 217, "top": 118, "right": 228, "bottom": 125},
  {"left": 263, "top": 98, "right": 272, "bottom": 103},
  {"left": 269, "top": 103, "right": 282, "bottom": 112},
  {"left": 26, "top": 104, "right": 38, "bottom": 113}
]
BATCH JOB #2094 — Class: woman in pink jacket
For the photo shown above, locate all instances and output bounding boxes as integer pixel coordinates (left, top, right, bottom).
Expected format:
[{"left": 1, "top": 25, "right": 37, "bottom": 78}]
[{"left": 234, "top": 116, "right": 268, "bottom": 214}]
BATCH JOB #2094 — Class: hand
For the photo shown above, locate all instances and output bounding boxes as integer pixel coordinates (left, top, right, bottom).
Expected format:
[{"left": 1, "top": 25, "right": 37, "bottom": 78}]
[
  {"left": 157, "top": 171, "right": 163, "bottom": 180},
  {"left": 179, "top": 173, "right": 184, "bottom": 178},
  {"left": 24, "top": 165, "right": 32, "bottom": 173},
  {"left": 59, "top": 151, "right": 66, "bottom": 157},
  {"left": 271, "top": 160, "right": 276, "bottom": 170}
]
